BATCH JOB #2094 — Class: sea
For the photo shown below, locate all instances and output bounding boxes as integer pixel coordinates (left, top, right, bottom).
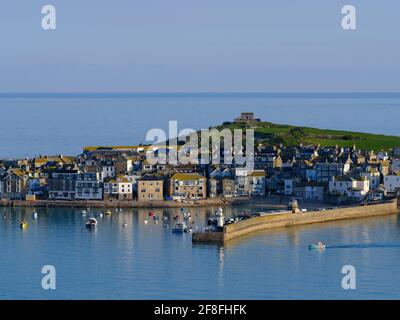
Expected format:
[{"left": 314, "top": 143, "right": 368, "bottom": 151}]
[{"left": 1, "top": 92, "right": 400, "bottom": 299}]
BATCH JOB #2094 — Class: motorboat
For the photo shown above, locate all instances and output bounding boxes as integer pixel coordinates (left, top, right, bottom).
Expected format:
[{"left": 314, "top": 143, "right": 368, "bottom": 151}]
[
  {"left": 308, "top": 242, "right": 326, "bottom": 250},
  {"left": 81, "top": 209, "right": 87, "bottom": 215},
  {"left": 32, "top": 211, "right": 38, "bottom": 219},
  {"left": 105, "top": 210, "right": 112, "bottom": 216},
  {"left": 172, "top": 222, "right": 186, "bottom": 233},
  {"left": 85, "top": 217, "right": 97, "bottom": 228}
]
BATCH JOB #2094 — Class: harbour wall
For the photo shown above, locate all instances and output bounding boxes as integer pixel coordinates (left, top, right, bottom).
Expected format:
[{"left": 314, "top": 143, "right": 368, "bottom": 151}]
[
  {"left": 0, "top": 198, "right": 231, "bottom": 209},
  {"left": 193, "top": 200, "right": 399, "bottom": 244}
]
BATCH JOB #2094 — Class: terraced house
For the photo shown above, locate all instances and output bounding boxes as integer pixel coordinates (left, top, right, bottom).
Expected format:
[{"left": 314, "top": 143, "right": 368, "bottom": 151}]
[
  {"left": 169, "top": 173, "right": 206, "bottom": 200},
  {"left": 0, "top": 168, "right": 29, "bottom": 200},
  {"left": 137, "top": 175, "right": 164, "bottom": 201},
  {"left": 104, "top": 176, "right": 134, "bottom": 200}
]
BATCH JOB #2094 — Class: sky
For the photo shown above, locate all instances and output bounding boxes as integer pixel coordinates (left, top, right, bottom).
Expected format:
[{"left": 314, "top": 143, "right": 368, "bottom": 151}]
[{"left": 1, "top": 0, "right": 400, "bottom": 92}]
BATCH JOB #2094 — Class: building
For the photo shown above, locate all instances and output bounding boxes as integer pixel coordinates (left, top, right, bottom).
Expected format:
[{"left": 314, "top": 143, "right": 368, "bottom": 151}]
[
  {"left": 315, "top": 161, "right": 351, "bottom": 182},
  {"left": 48, "top": 169, "right": 78, "bottom": 200},
  {"left": 329, "top": 175, "right": 369, "bottom": 200},
  {"left": 169, "top": 173, "right": 206, "bottom": 200},
  {"left": 0, "top": 168, "right": 29, "bottom": 200},
  {"left": 360, "top": 167, "right": 381, "bottom": 190},
  {"left": 383, "top": 172, "right": 400, "bottom": 193},
  {"left": 75, "top": 172, "right": 103, "bottom": 200},
  {"left": 138, "top": 175, "right": 164, "bottom": 201},
  {"left": 104, "top": 176, "right": 134, "bottom": 200},
  {"left": 294, "top": 181, "right": 326, "bottom": 201},
  {"left": 234, "top": 112, "right": 260, "bottom": 123},
  {"left": 234, "top": 169, "right": 266, "bottom": 197},
  {"left": 222, "top": 178, "right": 235, "bottom": 197}
]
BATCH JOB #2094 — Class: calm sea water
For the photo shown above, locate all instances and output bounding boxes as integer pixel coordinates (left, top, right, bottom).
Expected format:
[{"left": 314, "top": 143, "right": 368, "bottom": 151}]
[
  {"left": 1, "top": 93, "right": 400, "bottom": 299},
  {"left": 1, "top": 206, "right": 400, "bottom": 300},
  {"left": 0, "top": 92, "right": 400, "bottom": 157}
]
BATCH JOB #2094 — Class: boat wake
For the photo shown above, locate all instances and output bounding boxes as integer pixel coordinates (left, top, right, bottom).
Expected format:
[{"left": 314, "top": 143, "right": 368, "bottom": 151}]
[{"left": 326, "top": 243, "right": 400, "bottom": 249}]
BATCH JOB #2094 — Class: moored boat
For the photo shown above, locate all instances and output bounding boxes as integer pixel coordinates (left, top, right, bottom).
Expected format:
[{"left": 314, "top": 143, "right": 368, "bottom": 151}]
[
  {"left": 85, "top": 217, "right": 97, "bottom": 228},
  {"left": 172, "top": 222, "right": 186, "bottom": 233},
  {"left": 20, "top": 220, "right": 29, "bottom": 229}
]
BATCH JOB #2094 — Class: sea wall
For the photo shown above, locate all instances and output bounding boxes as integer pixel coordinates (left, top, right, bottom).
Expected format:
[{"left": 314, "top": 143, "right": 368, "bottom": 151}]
[
  {"left": 192, "top": 201, "right": 398, "bottom": 244},
  {"left": 223, "top": 201, "right": 398, "bottom": 243},
  {"left": 0, "top": 198, "right": 230, "bottom": 209}
]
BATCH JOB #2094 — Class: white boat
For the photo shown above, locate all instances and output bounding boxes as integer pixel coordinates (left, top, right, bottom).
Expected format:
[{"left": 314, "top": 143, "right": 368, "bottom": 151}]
[
  {"left": 172, "top": 222, "right": 186, "bottom": 233},
  {"left": 308, "top": 242, "right": 326, "bottom": 250},
  {"left": 85, "top": 217, "right": 97, "bottom": 228},
  {"left": 32, "top": 211, "right": 38, "bottom": 218},
  {"left": 81, "top": 210, "right": 87, "bottom": 215}
]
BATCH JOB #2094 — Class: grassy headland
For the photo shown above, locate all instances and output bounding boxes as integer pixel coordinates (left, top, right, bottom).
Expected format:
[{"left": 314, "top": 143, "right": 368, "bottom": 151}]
[{"left": 215, "top": 121, "right": 400, "bottom": 151}]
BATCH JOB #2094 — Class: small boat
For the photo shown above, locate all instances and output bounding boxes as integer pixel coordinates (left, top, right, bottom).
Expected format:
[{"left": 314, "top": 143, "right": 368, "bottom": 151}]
[
  {"left": 172, "top": 222, "right": 186, "bottom": 233},
  {"left": 81, "top": 210, "right": 87, "bottom": 215},
  {"left": 32, "top": 211, "right": 38, "bottom": 219},
  {"left": 85, "top": 217, "right": 97, "bottom": 228},
  {"left": 20, "top": 220, "right": 29, "bottom": 229},
  {"left": 99, "top": 213, "right": 104, "bottom": 218},
  {"left": 105, "top": 210, "right": 112, "bottom": 216},
  {"left": 122, "top": 223, "right": 128, "bottom": 227},
  {"left": 184, "top": 226, "right": 193, "bottom": 233},
  {"left": 308, "top": 242, "right": 326, "bottom": 250}
]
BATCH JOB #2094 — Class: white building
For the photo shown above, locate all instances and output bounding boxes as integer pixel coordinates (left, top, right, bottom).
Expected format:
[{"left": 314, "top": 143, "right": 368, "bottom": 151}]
[
  {"left": 383, "top": 173, "right": 400, "bottom": 193},
  {"left": 104, "top": 177, "right": 133, "bottom": 200},
  {"left": 360, "top": 168, "right": 381, "bottom": 190},
  {"left": 329, "top": 175, "right": 369, "bottom": 199},
  {"left": 101, "top": 162, "right": 115, "bottom": 179},
  {"left": 75, "top": 172, "right": 103, "bottom": 200}
]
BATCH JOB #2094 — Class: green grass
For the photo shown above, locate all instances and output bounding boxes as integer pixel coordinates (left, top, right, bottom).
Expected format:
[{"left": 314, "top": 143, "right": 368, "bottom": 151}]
[{"left": 215, "top": 121, "right": 400, "bottom": 151}]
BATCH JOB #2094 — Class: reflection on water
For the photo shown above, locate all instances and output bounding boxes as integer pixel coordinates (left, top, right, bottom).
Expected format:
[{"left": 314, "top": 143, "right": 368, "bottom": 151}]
[{"left": 1, "top": 206, "right": 400, "bottom": 299}]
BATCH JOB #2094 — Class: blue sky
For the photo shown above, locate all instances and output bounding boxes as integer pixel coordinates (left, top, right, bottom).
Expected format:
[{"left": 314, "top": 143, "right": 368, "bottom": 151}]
[{"left": 1, "top": 0, "right": 400, "bottom": 92}]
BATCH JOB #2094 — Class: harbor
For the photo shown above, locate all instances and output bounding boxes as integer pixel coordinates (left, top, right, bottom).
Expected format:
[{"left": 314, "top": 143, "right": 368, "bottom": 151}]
[{"left": 193, "top": 199, "right": 400, "bottom": 244}]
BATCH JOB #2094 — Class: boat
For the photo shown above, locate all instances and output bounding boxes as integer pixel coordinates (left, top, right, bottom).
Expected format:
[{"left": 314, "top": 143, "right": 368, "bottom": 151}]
[
  {"left": 308, "top": 242, "right": 326, "bottom": 250},
  {"left": 99, "top": 212, "right": 104, "bottom": 218},
  {"left": 122, "top": 223, "right": 128, "bottom": 227},
  {"left": 81, "top": 209, "right": 87, "bottom": 215},
  {"left": 184, "top": 226, "right": 193, "bottom": 233},
  {"left": 20, "top": 220, "right": 29, "bottom": 229},
  {"left": 85, "top": 217, "right": 97, "bottom": 228},
  {"left": 32, "top": 211, "right": 38, "bottom": 218},
  {"left": 105, "top": 210, "right": 112, "bottom": 216},
  {"left": 172, "top": 222, "right": 186, "bottom": 233}
]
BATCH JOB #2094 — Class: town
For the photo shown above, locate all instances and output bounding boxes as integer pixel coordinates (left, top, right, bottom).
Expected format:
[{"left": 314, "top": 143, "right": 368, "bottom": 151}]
[{"left": 1, "top": 113, "right": 400, "bottom": 207}]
